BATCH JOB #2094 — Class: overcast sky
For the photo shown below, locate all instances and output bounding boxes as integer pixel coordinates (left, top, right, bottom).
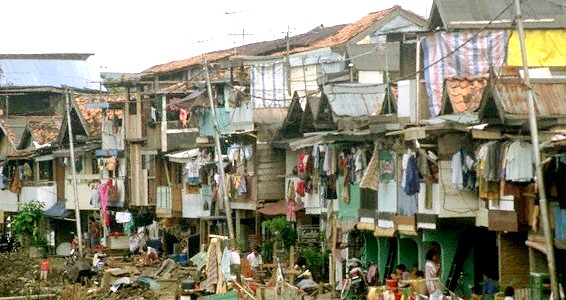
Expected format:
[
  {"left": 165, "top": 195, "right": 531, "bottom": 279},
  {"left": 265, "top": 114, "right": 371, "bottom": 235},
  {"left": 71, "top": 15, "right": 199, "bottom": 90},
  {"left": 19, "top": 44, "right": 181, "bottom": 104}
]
[{"left": 0, "top": 0, "right": 432, "bottom": 73}]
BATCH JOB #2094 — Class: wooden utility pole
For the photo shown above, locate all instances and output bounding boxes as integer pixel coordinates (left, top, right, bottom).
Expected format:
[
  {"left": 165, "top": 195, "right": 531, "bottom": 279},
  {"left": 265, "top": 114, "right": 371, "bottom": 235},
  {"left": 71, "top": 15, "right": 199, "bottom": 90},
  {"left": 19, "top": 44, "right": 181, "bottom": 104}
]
[
  {"left": 65, "top": 90, "right": 84, "bottom": 256},
  {"left": 204, "top": 61, "right": 236, "bottom": 248},
  {"left": 330, "top": 201, "right": 337, "bottom": 299},
  {"left": 514, "top": 0, "right": 559, "bottom": 298}
]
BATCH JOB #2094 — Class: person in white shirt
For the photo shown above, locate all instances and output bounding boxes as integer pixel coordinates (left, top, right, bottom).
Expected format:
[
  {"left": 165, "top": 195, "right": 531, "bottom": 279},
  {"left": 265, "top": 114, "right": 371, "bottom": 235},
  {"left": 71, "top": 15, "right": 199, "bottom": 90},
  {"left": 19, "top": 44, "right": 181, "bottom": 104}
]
[
  {"left": 246, "top": 248, "right": 263, "bottom": 271},
  {"left": 230, "top": 248, "right": 241, "bottom": 282},
  {"left": 503, "top": 286, "right": 514, "bottom": 300}
]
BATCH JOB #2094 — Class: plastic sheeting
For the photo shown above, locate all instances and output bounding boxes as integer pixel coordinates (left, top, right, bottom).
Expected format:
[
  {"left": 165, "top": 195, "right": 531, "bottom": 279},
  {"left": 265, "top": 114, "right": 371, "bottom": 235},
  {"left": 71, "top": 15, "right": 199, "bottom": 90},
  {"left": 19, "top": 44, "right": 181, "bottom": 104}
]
[
  {"left": 507, "top": 29, "right": 566, "bottom": 67},
  {"left": 422, "top": 30, "right": 508, "bottom": 116}
]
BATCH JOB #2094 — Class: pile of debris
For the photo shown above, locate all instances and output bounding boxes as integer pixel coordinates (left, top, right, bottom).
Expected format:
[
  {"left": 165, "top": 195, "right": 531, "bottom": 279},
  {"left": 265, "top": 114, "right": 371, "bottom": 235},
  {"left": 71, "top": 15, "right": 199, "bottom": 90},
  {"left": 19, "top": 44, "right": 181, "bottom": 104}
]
[{"left": 59, "top": 281, "right": 160, "bottom": 300}]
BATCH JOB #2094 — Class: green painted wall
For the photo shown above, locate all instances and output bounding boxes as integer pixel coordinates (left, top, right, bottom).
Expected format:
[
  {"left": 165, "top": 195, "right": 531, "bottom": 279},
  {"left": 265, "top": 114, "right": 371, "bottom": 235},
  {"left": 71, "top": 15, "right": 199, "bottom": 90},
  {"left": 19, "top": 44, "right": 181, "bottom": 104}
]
[
  {"left": 362, "top": 232, "right": 379, "bottom": 266},
  {"left": 377, "top": 237, "right": 392, "bottom": 282},
  {"left": 423, "top": 229, "right": 474, "bottom": 297},
  {"left": 423, "top": 230, "right": 459, "bottom": 283},
  {"left": 198, "top": 108, "right": 232, "bottom": 137},
  {"left": 338, "top": 176, "right": 360, "bottom": 221},
  {"left": 398, "top": 237, "right": 419, "bottom": 273},
  {"left": 461, "top": 247, "right": 475, "bottom": 299}
]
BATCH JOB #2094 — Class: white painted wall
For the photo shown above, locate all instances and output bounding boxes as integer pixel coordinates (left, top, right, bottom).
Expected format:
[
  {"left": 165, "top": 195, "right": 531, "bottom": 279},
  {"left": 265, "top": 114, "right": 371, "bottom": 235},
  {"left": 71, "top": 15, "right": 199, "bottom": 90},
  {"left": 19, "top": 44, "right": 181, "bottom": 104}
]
[
  {"left": 358, "top": 71, "right": 384, "bottom": 84},
  {"left": 437, "top": 160, "right": 479, "bottom": 218},
  {"left": 20, "top": 184, "right": 57, "bottom": 210},
  {"left": 476, "top": 199, "right": 489, "bottom": 227},
  {"left": 182, "top": 189, "right": 211, "bottom": 219},
  {"left": 290, "top": 64, "right": 319, "bottom": 94},
  {"left": 0, "top": 190, "right": 18, "bottom": 212},
  {"left": 417, "top": 182, "right": 441, "bottom": 214}
]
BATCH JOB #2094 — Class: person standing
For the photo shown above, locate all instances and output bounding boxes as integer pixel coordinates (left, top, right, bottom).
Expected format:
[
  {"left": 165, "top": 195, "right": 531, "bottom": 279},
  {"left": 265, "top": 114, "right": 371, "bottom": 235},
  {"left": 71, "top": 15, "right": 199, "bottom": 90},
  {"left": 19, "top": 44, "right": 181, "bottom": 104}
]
[
  {"left": 230, "top": 247, "right": 241, "bottom": 282},
  {"left": 246, "top": 247, "right": 263, "bottom": 271},
  {"left": 424, "top": 248, "right": 441, "bottom": 296},
  {"left": 481, "top": 272, "right": 499, "bottom": 300},
  {"left": 503, "top": 286, "right": 515, "bottom": 300},
  {"left": 39, "top": 255, "right": 51, "bottom": 283},
  {"left": 394, "top": 264, "right": 410, "bottom": 282},
  {"left": 89, "top": 217, "right": 101, "bottom": 248}
]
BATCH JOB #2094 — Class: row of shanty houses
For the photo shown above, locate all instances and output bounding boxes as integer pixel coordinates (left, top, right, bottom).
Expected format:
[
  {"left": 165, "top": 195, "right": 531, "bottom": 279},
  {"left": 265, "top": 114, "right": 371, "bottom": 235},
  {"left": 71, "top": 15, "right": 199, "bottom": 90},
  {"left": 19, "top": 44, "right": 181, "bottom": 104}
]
[{"left": 1, "top": 1, "right": 566, "bottom": 297}]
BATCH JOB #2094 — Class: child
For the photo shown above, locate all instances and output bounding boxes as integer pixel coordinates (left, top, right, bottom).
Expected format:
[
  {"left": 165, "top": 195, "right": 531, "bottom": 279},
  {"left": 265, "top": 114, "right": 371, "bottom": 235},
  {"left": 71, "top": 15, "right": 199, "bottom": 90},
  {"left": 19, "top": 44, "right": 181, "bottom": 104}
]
[{"left": 40, "top": 255, "right": 50, "bottom": 282}]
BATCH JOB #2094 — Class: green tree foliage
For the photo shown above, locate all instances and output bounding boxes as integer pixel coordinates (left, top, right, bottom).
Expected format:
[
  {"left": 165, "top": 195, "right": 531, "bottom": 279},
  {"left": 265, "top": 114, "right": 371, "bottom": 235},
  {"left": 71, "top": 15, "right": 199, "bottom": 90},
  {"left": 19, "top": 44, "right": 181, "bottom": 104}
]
[
  {"left": 11, "top": 201, "right": 47, "bottom": 247},
  {"left": 261, "top": 217, "right": 298, "bottom": 261},
  {"left": 262, "top": 217, "right": 297, "bottom": 249}
]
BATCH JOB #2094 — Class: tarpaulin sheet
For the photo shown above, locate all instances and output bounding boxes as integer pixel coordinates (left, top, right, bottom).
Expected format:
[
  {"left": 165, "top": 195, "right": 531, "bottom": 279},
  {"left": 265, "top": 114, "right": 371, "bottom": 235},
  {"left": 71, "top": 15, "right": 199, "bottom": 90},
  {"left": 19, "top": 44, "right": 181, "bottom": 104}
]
[
  {"left": 422, "top": 30, "right": 508, "bottom": 116},
  {"left": 507, "top": 29, "right": 566, "bottom": 67},
  {"left": 250, "top": 61, "right": 292, "bottom": 108}
]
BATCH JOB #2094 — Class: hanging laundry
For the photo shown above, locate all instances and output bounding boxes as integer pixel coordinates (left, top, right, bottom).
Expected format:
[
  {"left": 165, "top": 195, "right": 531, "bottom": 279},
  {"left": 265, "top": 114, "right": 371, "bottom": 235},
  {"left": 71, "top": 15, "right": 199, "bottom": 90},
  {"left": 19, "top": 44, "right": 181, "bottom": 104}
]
[
  {"left": 9, "top": 168, "right": 21, "bottom": 195},
  {"left": 505, "top": 141, "right": 534, "bottom": 182},
  {"left": 123, "top": 218, "right": 134, "bottom": 235},
  {"left": 339, "top": 151, "right": 350, "bottom": 203},
  {"left": 150, "top": 103, "right": 159, "bottom": 123},
  {"left": 287, "top": 180, "right": 295, "bottom": 201},
  {"left": 90, "top": 183, "right": 100, "bottom": 208},
  {"left": 107, "top": 179, "right": 119, "bottom": 202},
  {"left": 298, "top": 152, "right": 307, "bottom": 174},
  {"left": 179, "top": 108, "right": 189, "bottom": 127},
  {"left": 75, "top": 159, "right": 83, "bottom": 173},
  {"left": 99, "top": 182, "right": 109, "bottom": 214},
  {"left": 0, "top": 165, "right": 6, "bottom": 190},
  {"left": 354, "top": 148, "right": 367, "bottom": 183},
  {"left": 228, "top": 144, "right": 241, "bottom": 163},
  {"left": 360, "top": 143, "right": 379, "bottom": 191},
  {"left": 330, "top": 147, "right": 338, "bottom": 175},
  {"left": 451, "top": 149, "right": 475, "bottom": 190},
  {"left": 23, "top": 163, "right": 32, "bottom": 181},
  {"left": 401, "top": 152, "right": 412, "bottom": 189},
  {"left": 115, "top": 211, "right": 132, "bottom": 224},
  {"left": 312, "top": 146, "right": 319, "bottom": 170},
  {"left": 286, "top": 199, "right": 296, "bottom": 222},
  {"left": 296, "top": 180, "right": 306, "bottom": 197},
  {"left": 243, "top": 145, "right": 253, "bottom": 160},
  {"left": 237, "top": 176, "right": 247, "bottom": 196},
  {"left": 476, "top": 142, "right": 500, "bottom": 201},
  {"left": 379, "top": 149, "right": 395, "bottom": 181},
  {"left": 107, "top": 156, "right": 117, "bottom": 178},
  {"left": 324, "top": 175, "right": 338, "bottom": 199},
  {"left": 404, "top": 155, "right": 420, "bottom": 196},
  {"left": 185, "top": 161, "right": 200, "bottom": 185}
]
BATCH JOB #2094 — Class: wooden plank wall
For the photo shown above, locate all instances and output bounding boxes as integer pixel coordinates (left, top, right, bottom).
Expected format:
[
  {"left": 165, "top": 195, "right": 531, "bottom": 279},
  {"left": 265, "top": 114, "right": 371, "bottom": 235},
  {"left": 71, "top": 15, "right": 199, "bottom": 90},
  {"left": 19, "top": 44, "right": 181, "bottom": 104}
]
[{"left": 256, "top": 143, "right": 285, "bottom": 202}]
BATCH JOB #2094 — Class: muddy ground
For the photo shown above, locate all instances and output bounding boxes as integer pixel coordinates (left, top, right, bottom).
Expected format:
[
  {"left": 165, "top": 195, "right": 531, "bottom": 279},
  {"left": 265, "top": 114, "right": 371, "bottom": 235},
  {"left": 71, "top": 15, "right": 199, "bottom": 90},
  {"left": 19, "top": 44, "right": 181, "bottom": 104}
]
[{"left": 0, "top": 252, "right": 185, "bottom": 300}]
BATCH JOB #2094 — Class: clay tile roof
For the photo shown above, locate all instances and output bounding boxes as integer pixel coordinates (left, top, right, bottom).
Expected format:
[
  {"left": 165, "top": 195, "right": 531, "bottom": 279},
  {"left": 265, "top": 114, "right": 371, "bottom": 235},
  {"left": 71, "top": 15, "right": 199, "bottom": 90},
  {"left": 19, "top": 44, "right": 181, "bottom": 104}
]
[
  {"left": 284, "top": 5, "right": 425, "bottom": 54},
  {"left": 74, "top": 94, "right": 125, "bottom": 137},
  {"left": 143, "top": 50, "right": 233, "bottom": 75},
  {"left": 445, "top": 76, "right": 488, "bottom": 113},
  {"left": 0, "top": 119, "right": 19, "bottom": 147},
  {"left": 27, "top": 117, "right": 63, "bottom": 145}
]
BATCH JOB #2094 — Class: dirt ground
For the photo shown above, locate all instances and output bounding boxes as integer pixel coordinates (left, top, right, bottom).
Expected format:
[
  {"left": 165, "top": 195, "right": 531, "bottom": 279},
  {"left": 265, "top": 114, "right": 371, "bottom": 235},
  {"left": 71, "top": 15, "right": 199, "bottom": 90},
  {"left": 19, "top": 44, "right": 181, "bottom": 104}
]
[
  {"left": 0, "top": 252, "right": 182, "bottom": 300},
  {"left": 0, "top": 251, "right": 337, "bottom": 300}
]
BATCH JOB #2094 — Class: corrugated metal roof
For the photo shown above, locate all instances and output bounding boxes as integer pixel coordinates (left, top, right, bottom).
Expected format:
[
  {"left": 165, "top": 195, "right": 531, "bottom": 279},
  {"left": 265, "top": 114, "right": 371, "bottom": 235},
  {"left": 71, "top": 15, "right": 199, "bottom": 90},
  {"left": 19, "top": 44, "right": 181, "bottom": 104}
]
[
  {"left": 429, "top": 0, "right": 566, "bottom": 31},
  {"left": 323, "top": 83, "right": 387, "bottom": 117},
  {"left": 493, "top": 78, "right": 566, "bottom": 116},
  {"left": 0, "top": 54, "right": 102, "bottom": 91},
  {"left": 347, "top": 42, "right": 401, "bottom": 72}
]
